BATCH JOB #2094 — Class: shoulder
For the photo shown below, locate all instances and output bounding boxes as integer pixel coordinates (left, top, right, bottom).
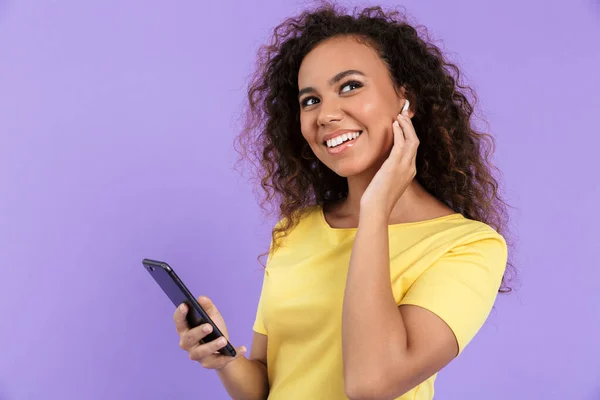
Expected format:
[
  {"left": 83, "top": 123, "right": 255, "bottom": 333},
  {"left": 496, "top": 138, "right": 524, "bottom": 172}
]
[
  {"left": 432, "top": 216, "right": 509, "bottom": 285},
  {"left": 389, "top": 214, "right": 508, "bottom": 279},
  {"left": 426, "top": 214, "right": 506, "bottom": 249},
  {"left": 271, "top": 205, "right": 322, "bottom": 237},
  {"left": 391, "top": 213, "right": 506, "bottom": 250},
  {"left": 437, "top": 216, "right": 508, "bottom": 271},
  {"left": 397, "top": 217, "right": 508, "bottom": 352},
  {"left": 451, "top": 217, "right": 507, "bottom": 254},
  {"left": 267, "top": 205, "right": 324, "bottom": 257}
]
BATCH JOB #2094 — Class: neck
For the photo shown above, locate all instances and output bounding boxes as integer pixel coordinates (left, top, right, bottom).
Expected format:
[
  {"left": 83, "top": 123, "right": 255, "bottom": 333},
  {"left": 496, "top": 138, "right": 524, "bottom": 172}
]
[{"left": 342, "top": 167, "right": 427, "bottom": 221}]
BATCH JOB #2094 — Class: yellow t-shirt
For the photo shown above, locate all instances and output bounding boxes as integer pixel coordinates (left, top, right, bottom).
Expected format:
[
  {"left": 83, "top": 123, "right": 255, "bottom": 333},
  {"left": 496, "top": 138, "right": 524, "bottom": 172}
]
[{"left": 253, "top": 205, "right": 507, "bottom": 399}]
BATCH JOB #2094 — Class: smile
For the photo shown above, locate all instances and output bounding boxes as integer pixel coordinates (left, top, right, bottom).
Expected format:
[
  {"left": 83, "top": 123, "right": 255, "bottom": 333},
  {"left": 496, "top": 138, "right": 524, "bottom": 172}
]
[
  {"left": 325, "top": 131, "right": 362, "bottom": 148},
  {"left": 324, "top": 131, "right": 363, "bottom": 155}
]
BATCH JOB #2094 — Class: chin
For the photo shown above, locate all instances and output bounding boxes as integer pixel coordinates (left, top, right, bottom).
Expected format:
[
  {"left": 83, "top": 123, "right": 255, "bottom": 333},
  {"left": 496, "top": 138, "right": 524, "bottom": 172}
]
[
  {"left": 317, "top": 143, "right": 385, "bottom": 178},
  {"left": 325, "top": 159, "right": 371, "bottom": 178}
]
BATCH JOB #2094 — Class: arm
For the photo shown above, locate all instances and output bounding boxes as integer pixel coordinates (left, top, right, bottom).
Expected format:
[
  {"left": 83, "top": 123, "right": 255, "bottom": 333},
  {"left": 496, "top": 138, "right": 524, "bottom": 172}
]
[
  {"left": 216, "top": 332, "right": 270, "bottom": 400},
  {"left": 174, "top": 297, "right": 270, "bottom": 400},
  {"left": 342, "top": 102, "right": 505, "bottom": 399},
  {"left": 342, "top": 208, "right": 458, "bottom": 400}
]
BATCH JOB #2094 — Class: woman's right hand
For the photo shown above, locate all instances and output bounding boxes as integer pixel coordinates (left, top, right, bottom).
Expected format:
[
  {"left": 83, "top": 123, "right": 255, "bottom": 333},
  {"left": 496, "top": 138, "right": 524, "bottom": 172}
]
[{"left": 173, "top": 296, "right": 247, "bottom": 370}]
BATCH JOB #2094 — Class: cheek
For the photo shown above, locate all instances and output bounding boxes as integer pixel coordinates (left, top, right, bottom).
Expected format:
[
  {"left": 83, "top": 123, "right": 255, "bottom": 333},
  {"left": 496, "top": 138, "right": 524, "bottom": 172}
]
[
  {"left": 299, "top": 116, "right": 311, "bottom": 141},
  {"left": 358, "top": 102, "right": 393, "bottom": 140},
  {"left": 353, "top": 95, "right": 391, "bottom": 126},
  {"left": 300, "top": 112, "right": 315, "bottom": 130}
]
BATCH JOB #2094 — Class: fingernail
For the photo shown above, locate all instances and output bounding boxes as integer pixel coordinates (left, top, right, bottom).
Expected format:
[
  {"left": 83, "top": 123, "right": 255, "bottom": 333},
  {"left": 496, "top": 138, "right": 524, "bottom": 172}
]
[
  {"left": 219, "top": 338, "right": 227, "bottom": 345},
  {"left": 202, "top": 325, "right": 212, "bottom": 333},
  {"left": 180, "top": 304, "right": 186, "bottom": 313},
  {"left": 393, "top": 120, "right": 399, "bottom": 127}
]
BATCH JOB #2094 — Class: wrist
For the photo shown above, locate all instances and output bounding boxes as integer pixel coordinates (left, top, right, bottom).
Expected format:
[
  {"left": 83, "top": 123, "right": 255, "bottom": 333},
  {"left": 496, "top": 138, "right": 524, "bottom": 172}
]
[
  {"left": 358, "top": 203, "right": 389, "bottom": 226},
  {"left": 216, "top": 354, "right": 246, "bottom": 375}
]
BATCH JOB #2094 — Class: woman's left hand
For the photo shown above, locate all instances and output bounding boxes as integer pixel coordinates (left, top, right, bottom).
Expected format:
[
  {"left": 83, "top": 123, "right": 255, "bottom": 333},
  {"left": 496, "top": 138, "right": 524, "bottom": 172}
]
[{"left": 360, "top": 102, "right": 419, "bottom": 217}]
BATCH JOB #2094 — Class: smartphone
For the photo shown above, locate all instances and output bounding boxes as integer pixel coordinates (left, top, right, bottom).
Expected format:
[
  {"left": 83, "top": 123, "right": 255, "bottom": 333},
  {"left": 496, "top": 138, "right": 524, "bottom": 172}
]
[{"left": 142, "top": 258, "right": 237, "bottom": 357}]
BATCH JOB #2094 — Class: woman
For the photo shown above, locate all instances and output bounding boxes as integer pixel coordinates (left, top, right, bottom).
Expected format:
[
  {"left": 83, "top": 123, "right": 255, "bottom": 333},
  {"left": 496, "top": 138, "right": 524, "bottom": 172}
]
[{"left": 173, "top": 3, "right": 514, "bottom": 399}]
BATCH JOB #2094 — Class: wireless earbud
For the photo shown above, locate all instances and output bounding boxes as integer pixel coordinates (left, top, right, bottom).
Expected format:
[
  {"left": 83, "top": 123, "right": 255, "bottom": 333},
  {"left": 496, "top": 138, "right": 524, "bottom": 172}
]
[{"left": 402, "top": 99, "right": 410, "bottom": 113}]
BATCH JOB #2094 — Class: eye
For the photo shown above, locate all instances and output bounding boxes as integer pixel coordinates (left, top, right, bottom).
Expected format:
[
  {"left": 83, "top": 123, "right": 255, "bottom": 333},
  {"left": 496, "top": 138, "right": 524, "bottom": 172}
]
[
  {"left": 301, "top": 97, "right": 319, "bottom": 108},
  {"left": 340, "top": 80, "right": 363, "bottom": 93},
  {"left": 300, "top": 80, "right": 363, "bottom": 109}
]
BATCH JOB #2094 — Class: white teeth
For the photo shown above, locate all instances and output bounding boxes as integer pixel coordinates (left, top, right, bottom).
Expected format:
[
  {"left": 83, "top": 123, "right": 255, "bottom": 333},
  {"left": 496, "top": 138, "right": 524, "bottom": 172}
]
[{"left": 326, "top": 131, "right": 362, "bottom": 148}]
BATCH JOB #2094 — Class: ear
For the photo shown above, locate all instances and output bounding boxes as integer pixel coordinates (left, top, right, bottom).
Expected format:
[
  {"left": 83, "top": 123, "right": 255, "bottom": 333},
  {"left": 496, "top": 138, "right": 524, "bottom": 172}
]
[{"left": 396, "top": 86, "right": 416, "bottom": 119}]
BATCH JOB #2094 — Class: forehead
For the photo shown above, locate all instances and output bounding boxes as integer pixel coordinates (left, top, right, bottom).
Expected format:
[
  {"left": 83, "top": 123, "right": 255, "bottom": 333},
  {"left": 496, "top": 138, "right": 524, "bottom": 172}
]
[{"left": 298, "top": 36, "right": 384, "bottom": 85}]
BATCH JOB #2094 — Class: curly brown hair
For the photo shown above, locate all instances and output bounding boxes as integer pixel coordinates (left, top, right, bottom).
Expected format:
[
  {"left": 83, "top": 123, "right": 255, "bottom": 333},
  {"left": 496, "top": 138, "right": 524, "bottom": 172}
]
[{"left": 234, "top": 2, "right": 515, "bottom": 292}]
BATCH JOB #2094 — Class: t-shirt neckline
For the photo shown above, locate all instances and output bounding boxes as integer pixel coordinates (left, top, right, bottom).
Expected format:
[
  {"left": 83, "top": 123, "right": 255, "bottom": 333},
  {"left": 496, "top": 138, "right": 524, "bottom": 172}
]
[{"left": 317, "top": 206, "right": 462, "bottom": 231}]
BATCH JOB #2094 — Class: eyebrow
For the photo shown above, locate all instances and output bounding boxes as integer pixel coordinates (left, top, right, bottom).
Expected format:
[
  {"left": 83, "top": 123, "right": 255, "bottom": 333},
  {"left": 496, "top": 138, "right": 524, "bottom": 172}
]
[{"left": 297, "top": 69, "right": 366, "bottom": 100}]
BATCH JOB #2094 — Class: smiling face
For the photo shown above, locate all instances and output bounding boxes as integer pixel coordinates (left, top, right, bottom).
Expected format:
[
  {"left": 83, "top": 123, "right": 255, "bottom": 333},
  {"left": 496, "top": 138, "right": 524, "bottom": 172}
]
[{"left": 297, "top": 35, "right": 405, "bottom": 178}]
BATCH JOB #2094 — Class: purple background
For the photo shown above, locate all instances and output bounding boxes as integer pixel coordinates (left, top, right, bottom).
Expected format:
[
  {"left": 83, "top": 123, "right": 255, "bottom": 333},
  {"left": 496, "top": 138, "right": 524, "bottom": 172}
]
[{"left": 1, "top": 0, "right": 599, "bottom": 399}]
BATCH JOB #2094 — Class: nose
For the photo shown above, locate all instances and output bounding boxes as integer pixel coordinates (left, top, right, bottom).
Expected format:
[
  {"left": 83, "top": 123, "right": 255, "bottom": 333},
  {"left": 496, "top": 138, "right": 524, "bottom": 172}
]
[{"left": 317, "top": 98, "right": 344, "bottom": 127}]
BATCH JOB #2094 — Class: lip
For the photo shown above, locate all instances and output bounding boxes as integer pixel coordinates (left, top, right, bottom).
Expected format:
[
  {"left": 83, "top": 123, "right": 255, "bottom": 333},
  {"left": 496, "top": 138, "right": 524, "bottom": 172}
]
[
  {"left": 322, "top": 129, "right": 363, "bottom": 144},
  {"left": 325, "top": 131, "right": 362, "bottom": 155}
]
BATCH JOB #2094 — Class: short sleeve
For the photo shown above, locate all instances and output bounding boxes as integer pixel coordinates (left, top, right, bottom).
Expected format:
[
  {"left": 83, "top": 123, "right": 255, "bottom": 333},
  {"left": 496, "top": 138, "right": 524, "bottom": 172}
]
[
  {"left": 398, "top": 233, "right": 508, "bottom": 354},
  {"left": 252, "top": 268, "right": 269, "bottom": 335},
  {"left": 253, "top": 232, "right": 279, "bottom": 335}
]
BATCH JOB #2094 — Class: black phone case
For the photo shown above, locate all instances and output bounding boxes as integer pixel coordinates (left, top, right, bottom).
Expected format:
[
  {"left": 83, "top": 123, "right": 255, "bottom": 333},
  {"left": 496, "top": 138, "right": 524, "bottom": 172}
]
[{"left": 142, "top": 258, "right": 237, "bottom": 357}]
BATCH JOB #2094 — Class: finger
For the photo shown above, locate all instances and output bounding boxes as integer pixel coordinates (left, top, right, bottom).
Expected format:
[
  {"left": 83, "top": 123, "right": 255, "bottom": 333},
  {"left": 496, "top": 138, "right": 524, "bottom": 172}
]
[
  {"left": 189, "top": 336, "right": 230, "bottom": 362},
  {"left": 213, "top": 344, "right": 246, "bottom": 358},
  {"left": 397, "top": 113, "right": 419, "bottom": 147},
  {"left": 179, "top": 323, "right": 214, "bottom": 350},
  {"left": 232, "top": 345, "right": 248, "bottom": 358},
  {"left": 201, "top": 346, "right": 248, "bottom": 370},
  {"left": 392, "top": 119, "right": 405, "bottom": 150},
  {"left": 174, "top": 303, "right": 190, "bottom": 335},
  {"left": 198, "top": 296, "right": 222, "bottom": 320},
  {"left": 209, "top": 346, "right": 248, "bottom": 369}
]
